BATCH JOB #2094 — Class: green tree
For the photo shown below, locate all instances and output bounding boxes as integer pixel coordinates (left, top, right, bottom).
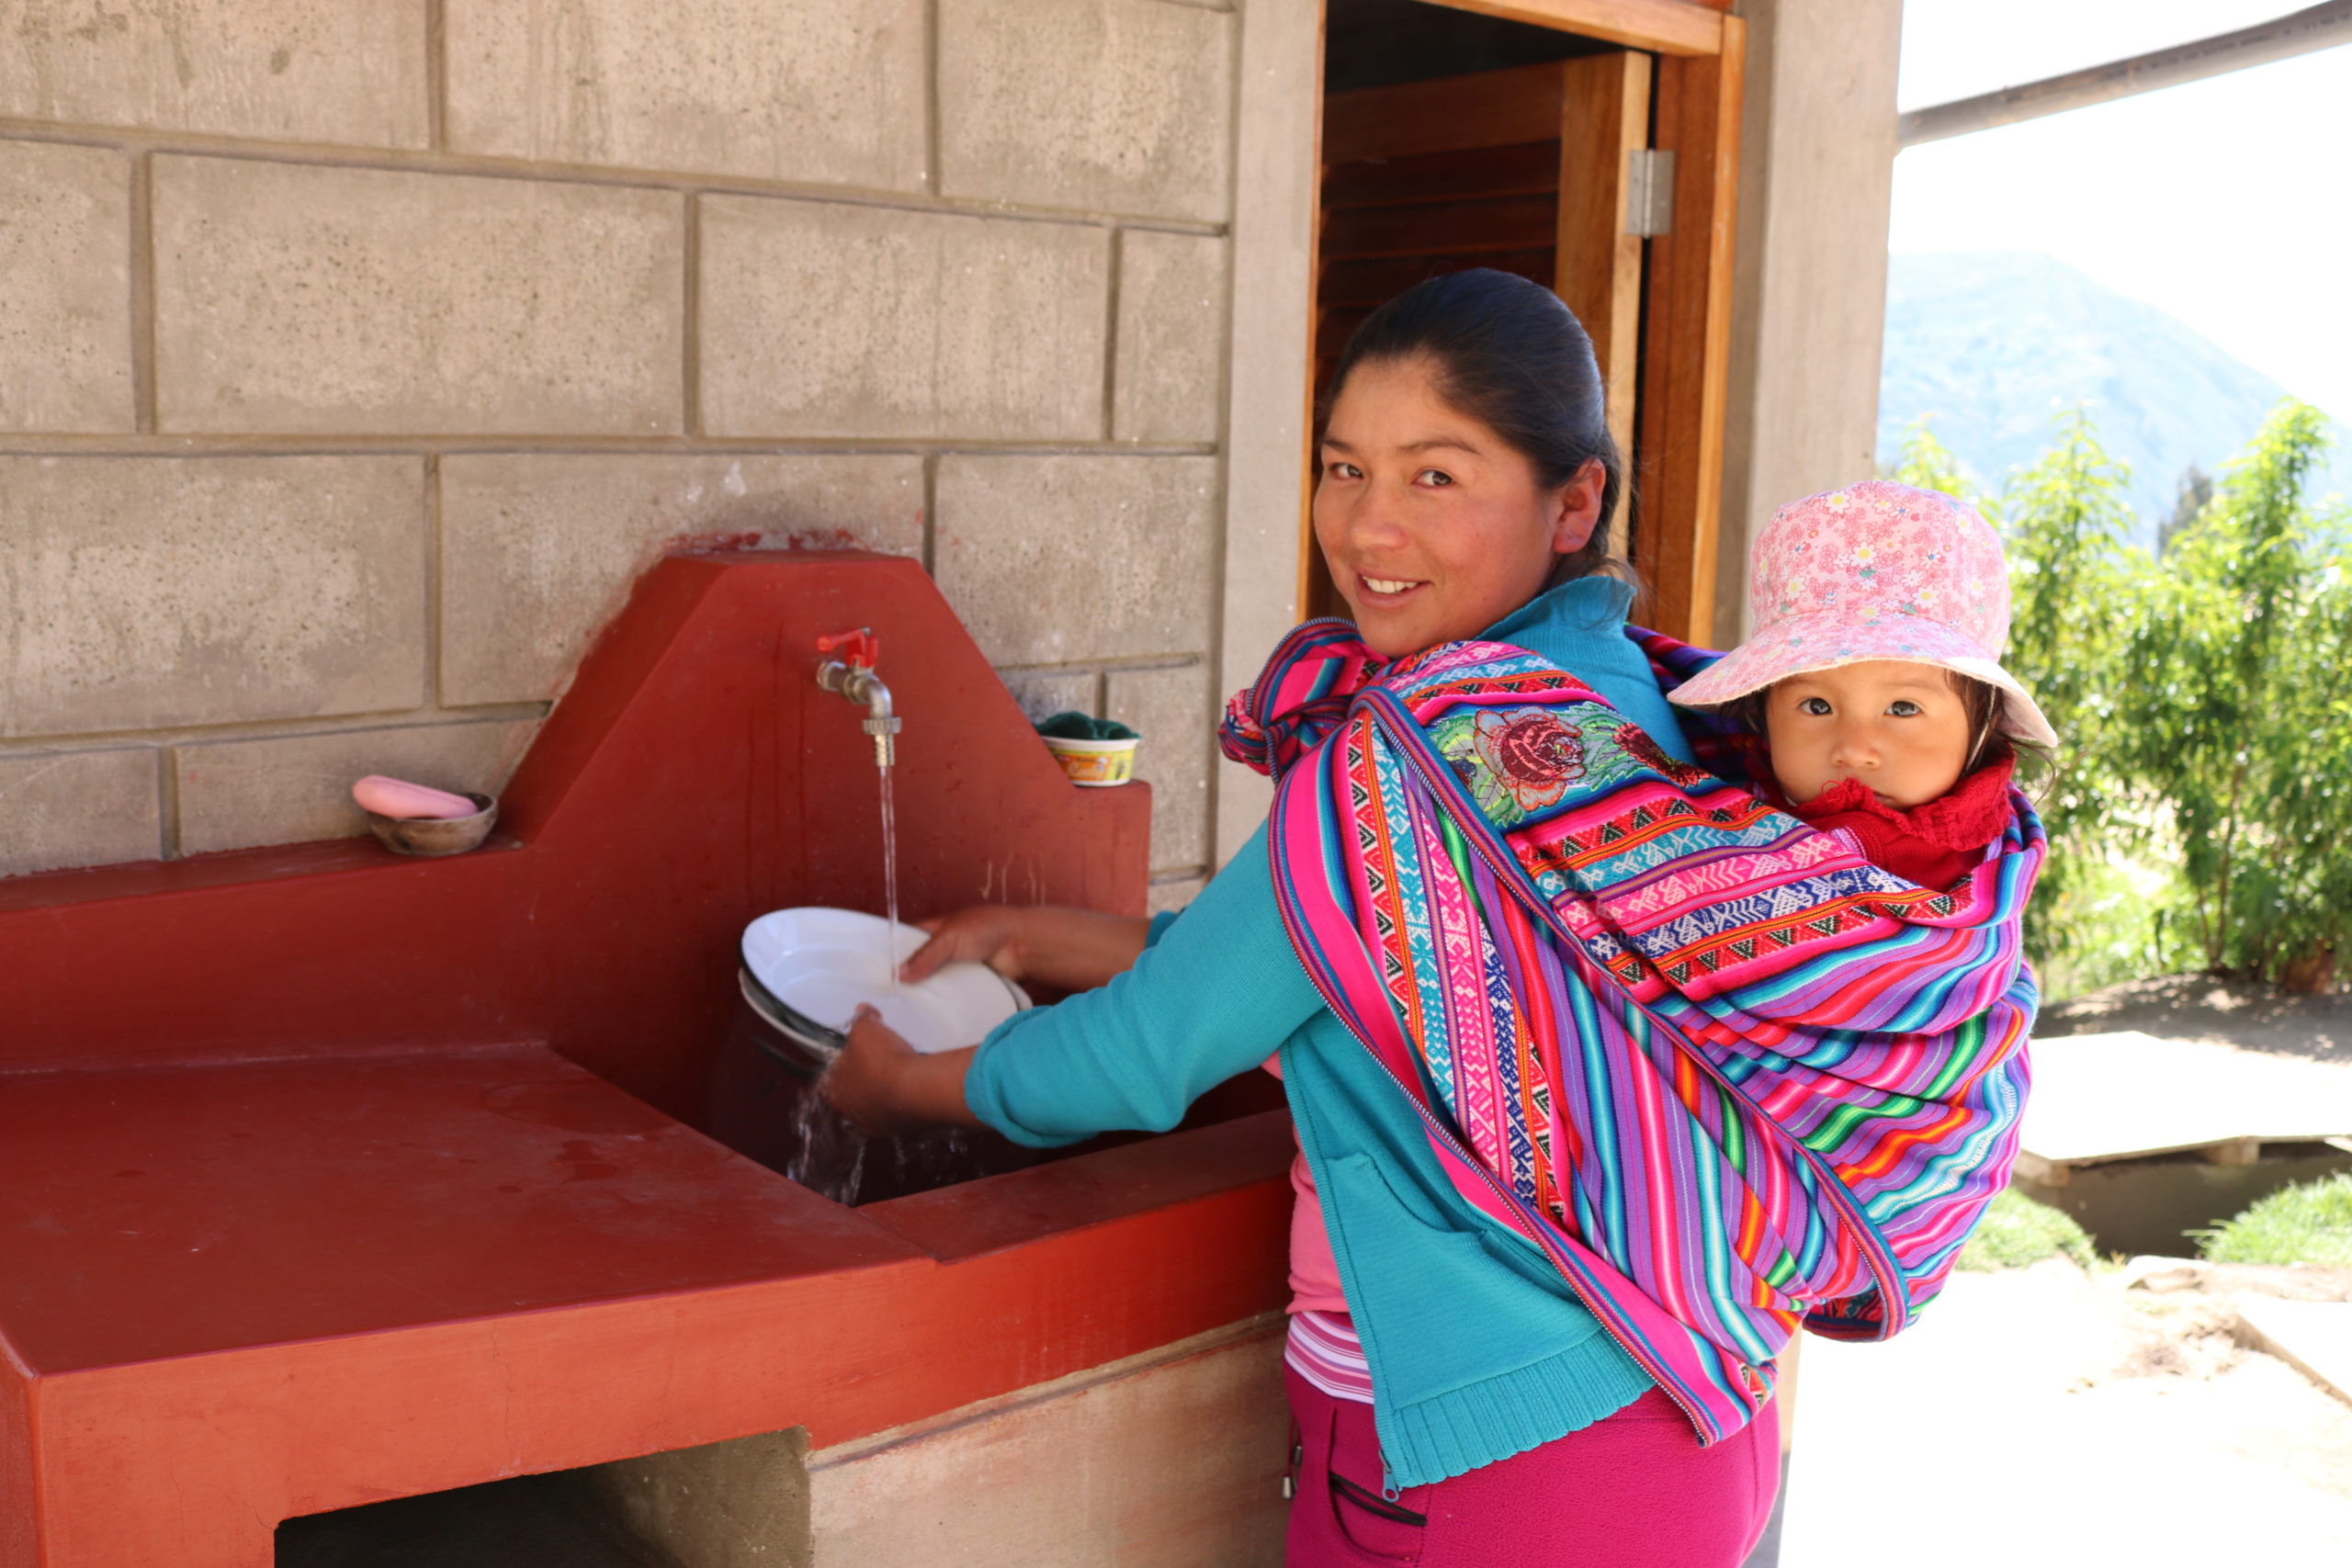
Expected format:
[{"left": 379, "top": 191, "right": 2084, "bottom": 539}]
[{"left": 2127, "top": 400, "right": 2350, "bottom": 982}]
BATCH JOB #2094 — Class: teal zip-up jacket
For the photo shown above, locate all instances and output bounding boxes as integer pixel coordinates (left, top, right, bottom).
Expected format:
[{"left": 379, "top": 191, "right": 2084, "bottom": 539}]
[{"left": 966, "top": 577, "right": 1699, "bottom": 1487}]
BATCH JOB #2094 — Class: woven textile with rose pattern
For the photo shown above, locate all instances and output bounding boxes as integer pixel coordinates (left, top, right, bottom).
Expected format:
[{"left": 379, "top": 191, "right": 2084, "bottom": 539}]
[{"left": 1221, "top": 620, "right": 2043, "bottom": 1446}]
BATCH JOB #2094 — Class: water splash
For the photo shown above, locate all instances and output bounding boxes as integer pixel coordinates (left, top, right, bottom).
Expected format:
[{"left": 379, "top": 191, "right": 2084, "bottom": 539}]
[
  {"left": 782, "top": 1080, "right": 973, "bottom": 1206},
  {"left": 878, "top": 761, "right": 901, "bottom": 975}
]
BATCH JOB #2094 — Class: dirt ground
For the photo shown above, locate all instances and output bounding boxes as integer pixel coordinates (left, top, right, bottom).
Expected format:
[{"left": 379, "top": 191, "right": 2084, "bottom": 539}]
[
  {"left": 1777, "top": 1259, "right": 2352, "bottom": 1564},
  {"left": 2040, "top": 972, "right": 2352, "bottom": 1064},
  {"left": 1774, "top": 974, "right": 2352, "bottom": 1564}
]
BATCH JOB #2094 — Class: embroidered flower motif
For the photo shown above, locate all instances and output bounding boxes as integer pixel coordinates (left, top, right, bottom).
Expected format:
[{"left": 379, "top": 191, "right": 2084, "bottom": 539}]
[
  {"left": 1853, "top": 544, "right": 1875, "bottom": 564},
  {"left": 1616, "top": 724, "right": 1679, "bottom": 779},
  {"left": 1826, "top": 491, "right": 1851, "bottom": 511},
  {"left": 1472, "top": 707, "right": 1585, "bottom": 812}
]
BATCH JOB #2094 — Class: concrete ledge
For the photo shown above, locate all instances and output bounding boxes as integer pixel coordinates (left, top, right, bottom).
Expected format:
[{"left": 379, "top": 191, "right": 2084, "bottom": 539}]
[
  {"left": 2237, "top": 1299, "right": 2352, "bottom": 1410},
  {"left": 808, "top": 1316, "right": 1287, "bottom": 1568}
]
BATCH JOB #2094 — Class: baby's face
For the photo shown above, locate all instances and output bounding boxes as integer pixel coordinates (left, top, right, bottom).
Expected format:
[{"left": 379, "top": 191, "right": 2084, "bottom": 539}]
[{"left": 1764, "top": 661, "right": 1973, "bottom": 809}]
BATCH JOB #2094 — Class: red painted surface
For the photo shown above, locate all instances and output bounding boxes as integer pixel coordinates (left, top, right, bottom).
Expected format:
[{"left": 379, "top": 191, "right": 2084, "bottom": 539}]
[{"left": 0, "top": 550, "right": 1291, "bottom": 1568}]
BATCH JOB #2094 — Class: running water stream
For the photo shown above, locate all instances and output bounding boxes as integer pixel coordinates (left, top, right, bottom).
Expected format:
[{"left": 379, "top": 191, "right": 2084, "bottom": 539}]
[
  {"left": 773, "top": 752, "right": 936, "bottom": 1207},
  {"left": 878, "top": 761, "right": 900, "bottom": 973},
  {"left": 780, "top": 1082, "right": 975, "bottom": 1205}
]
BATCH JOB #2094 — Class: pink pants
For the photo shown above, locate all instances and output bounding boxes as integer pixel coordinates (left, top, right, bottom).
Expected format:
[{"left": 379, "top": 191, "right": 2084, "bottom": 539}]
[{"left": 1283, "top": 1369, "right": 1780, "bottom": 1568}]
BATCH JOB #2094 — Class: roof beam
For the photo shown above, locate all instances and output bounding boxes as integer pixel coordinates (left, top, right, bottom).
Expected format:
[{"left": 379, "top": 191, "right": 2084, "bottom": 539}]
[
  {"left": 1421, "top": 0, "right": 1727, "bottom": 58},
  {"left": 1899, "top": 1, "right": 2352, "bottom": 149}
]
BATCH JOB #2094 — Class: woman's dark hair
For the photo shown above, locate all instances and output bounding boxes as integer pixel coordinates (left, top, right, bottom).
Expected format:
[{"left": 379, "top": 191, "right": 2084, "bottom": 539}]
[{"left": 1323, "top": 268, "right": 1623, "bottom": 584}]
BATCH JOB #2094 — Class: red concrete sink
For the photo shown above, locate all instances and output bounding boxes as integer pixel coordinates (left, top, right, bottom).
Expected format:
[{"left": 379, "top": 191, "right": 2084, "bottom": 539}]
[{"left": 0, "top": 550, "right": 1290, "bottom": 1568}]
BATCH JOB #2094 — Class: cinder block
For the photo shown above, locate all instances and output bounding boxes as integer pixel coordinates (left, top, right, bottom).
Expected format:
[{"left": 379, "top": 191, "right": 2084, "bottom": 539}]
[
  {"left": 998, "top": 669, "right": 1100, "bottom": 727},
  {"left": 0, "top": 748, "right": 160, "bottom": 877},
  {"left": 1114, "top": 230, "right": 1227, "bottom": 444},
  {"left": 700, "top": 197, "right": 1106, "bottom": 440},
  {"left": 0, "top": 1, "right": 429, "bottom": 146},
  {"left": 808, "top": 1326, "right": 1284, "bottom": 1568},
  {"left": 938, "top": 0, "right": 1234, "bottom": 222},
  {"left": 175, "top": 718, "right": 537, "bottom": 856},
  {"left": 0, "top": 141, "right": 131, "bottom": 432},
  {"left": 0, "top": 457, "right": 425, "bottom": 735},
  {"left": 153, "top": 157, "right": 683, "bottom": 434},
  {"left": 1105, "top": 662, "right": 1210, "bottom": 870},
  {"left": 445, "top": 0, "right": 926, "bottom": 191},
  {"left": 440, "top": 453, "right": 923, "bottom": 706},
  {"left": 933, "top": 455, "right": 1216, "bottom": 666}
]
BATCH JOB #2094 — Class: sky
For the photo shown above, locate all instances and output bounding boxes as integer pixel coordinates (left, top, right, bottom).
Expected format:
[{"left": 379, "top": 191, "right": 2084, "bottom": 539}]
[{"left": 1893, "top": 0, "right": 2352, "bottom": 423}]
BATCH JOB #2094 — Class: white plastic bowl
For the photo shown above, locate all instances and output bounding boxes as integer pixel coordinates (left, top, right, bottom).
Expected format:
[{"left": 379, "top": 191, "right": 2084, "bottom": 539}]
[{"left": 739, "top": 907, "right": 1029, "bottom": 1061}]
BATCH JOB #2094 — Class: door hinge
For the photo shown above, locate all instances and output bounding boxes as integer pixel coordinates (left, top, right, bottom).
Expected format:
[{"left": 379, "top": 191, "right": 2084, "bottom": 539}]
[{"left": 1626, "top": 149, "right": 1676, "bottom": 237}]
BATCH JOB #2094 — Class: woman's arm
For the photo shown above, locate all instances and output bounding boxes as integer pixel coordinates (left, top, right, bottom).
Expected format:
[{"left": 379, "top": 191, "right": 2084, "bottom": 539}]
[
  {"left": 826, "top": 824, "right": 1323, "bottom": 1141},
  {"left": 898, "top": 905, "right": 1152, "bottom": 992}
]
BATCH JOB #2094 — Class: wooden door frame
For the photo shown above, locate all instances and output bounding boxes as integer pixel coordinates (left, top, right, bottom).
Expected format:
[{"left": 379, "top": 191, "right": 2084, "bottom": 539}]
[{"left": 1303, "top": 0, "right": 1743, "bottom": 644}]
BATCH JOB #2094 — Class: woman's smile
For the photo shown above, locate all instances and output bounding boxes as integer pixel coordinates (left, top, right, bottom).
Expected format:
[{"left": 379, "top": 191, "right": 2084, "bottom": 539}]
[{"left": 1355, "top": 572, "right": 1428, "bottom": 601}]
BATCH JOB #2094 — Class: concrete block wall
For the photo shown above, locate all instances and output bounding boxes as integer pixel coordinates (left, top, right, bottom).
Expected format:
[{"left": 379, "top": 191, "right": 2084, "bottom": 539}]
[{"left": 0, "top": 0, "right": 1238, "bottom": 902}]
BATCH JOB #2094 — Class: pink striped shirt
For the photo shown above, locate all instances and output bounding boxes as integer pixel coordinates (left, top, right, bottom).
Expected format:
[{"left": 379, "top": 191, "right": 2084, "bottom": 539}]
[{"left": 1265, "top": 1058, "right": 1374, "bottom": 1404}]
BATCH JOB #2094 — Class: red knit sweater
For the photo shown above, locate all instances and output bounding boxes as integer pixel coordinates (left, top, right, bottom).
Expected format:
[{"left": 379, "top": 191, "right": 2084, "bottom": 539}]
[{"left": 1767, "top": 755, "right": 2018, "bottom": 890}]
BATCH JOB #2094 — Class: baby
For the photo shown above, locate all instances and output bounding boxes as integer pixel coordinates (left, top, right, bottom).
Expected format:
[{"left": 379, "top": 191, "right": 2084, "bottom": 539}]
[{"left": 1668, "top": 480, "right": 2058, "bottom": 888}]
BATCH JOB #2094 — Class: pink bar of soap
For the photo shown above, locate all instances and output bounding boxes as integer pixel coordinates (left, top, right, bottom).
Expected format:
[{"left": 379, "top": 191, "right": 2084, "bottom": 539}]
[{"left": 353, "top": 775, "right": 481, "bottom": 821}]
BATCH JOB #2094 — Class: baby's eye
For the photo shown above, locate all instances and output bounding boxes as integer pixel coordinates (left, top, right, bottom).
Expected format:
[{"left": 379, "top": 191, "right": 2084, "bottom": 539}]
[
  {"left": 1887, "top": 699, "right": 1924, "bottom": 717},
  {"left": 1797, "top": 696, "right": 1834, "bottom": 716},
  {"left": 1417, "top": 468, "right": 1454, "bottom": 487}
]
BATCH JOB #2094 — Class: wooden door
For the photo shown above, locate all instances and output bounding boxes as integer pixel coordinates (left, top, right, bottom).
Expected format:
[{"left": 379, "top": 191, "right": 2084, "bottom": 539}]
[{"left": 1304, "top": 13, "right": 1743, "bottom": 643}]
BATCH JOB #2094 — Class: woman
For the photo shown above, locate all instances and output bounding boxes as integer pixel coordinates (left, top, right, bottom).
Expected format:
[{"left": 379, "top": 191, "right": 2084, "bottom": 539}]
[{"left": 826, "top": 272, "right": 2034, "bottom": 1565}]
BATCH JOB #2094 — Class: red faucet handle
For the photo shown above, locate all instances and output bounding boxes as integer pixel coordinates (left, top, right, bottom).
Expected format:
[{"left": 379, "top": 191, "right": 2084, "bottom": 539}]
[{"left": 816, "top": 627, "right": 878, "bottom": 669}]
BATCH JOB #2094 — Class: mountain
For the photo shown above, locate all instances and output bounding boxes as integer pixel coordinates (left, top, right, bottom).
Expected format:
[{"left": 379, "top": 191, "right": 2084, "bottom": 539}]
[{"left": 1877, "top": 251, "right": 2348, "bottom": 547}]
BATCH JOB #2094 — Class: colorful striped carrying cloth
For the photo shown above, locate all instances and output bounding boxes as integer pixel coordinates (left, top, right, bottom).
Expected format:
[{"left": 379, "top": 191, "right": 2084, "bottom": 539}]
[{"left": 1222, "top": 621, "right": 2043, "bottom": 1446}]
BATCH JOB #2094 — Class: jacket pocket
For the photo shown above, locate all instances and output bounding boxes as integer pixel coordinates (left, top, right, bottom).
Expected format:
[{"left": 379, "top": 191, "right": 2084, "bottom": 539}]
[{"left": 1318, "top": 1151, "right": 1616, "bottom": 1409}]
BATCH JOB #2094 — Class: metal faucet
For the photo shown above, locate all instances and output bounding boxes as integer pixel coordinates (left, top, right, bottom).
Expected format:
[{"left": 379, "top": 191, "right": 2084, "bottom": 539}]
[{"left": 815, "top": 628, "right": 902, "bottom": 768}]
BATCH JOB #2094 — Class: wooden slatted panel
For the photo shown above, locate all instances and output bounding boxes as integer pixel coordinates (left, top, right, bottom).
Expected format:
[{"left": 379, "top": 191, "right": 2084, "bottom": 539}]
[
  {"left": 1322, "top": 140, "right": 1562, "bottom": 209},
  {"left": 1323, "top": 61, "right": 1571, "bottom": 164},
  {"left": 1315, "top": 64, "right": 1573, "bottom": 410},
  {"left": 1321, "top": 193, "right": 1560, "bottom": 259},
  {"left": 1318, "top": 249, "right": 1556, "bottom": 310}
]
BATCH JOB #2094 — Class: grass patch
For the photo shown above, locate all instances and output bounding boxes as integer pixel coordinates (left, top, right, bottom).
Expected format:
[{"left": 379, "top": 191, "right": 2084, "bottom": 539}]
[
  {"left": 1958, "top": 1188, "right": 2101, "bottom": 1271},
  {"left": 2195, "top": 1173, "right": 2352, "bottom": 1267}
]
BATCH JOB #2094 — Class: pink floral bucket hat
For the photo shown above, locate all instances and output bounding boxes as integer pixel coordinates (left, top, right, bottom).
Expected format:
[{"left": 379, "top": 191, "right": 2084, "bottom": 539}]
[{"left": 1668, "top": 480, "right": 2059, "bottom": 747}]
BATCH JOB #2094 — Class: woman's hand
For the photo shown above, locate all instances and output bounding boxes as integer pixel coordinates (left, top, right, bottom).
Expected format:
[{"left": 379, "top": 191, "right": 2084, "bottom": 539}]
[
  {"left": 900, "top": 905, "right": 1153, "bottom": 991},
  {"left": 821, "top": 1005, "right": 982, "bottom": 1136},
  {"left": 899, "top": 906, "right": 1035, "bottom": 983}
]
